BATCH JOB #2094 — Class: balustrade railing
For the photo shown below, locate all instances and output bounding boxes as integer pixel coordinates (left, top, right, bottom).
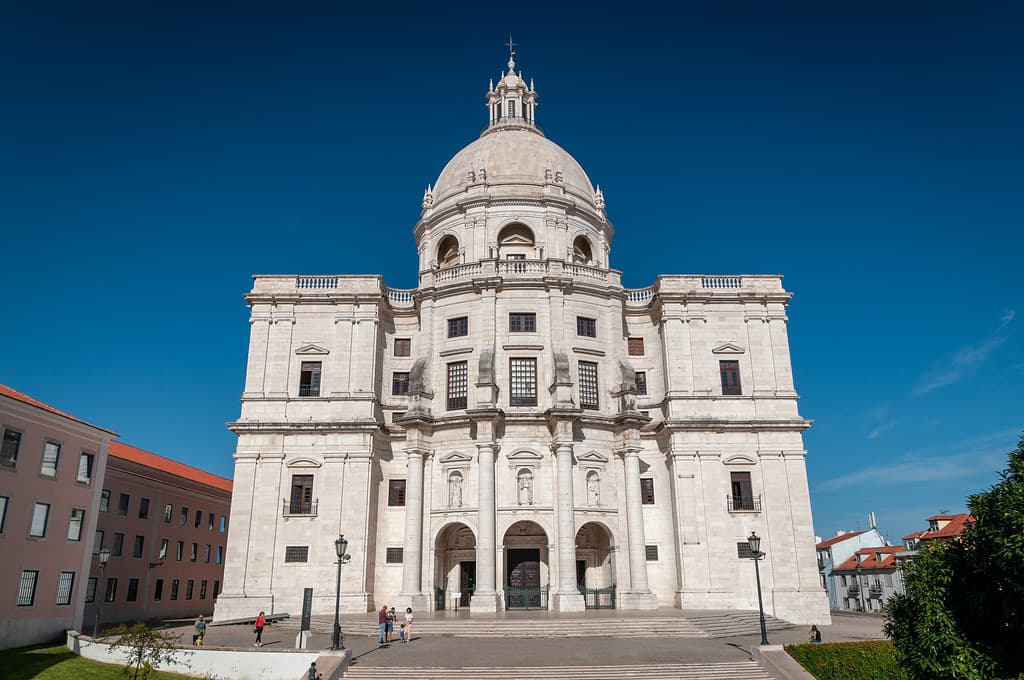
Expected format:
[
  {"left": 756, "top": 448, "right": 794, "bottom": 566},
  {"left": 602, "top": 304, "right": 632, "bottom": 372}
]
[
  {"left": 701, "top": 276, "right": 742, "bottom": 289},
  {"left": 296, "top": 276, "right": 338, "bottom": 290},
  {"left": 282, "top": 498, "right": 318, "bottom": 516},
  {"left": 385, "top": 287, "right": 415, "bottom": 304},
  {"left": 625, "top": 286, "right": 656, "bottom": 304},
  {"left": 726, "top": 494, "right": 762, "bottom": 512}
]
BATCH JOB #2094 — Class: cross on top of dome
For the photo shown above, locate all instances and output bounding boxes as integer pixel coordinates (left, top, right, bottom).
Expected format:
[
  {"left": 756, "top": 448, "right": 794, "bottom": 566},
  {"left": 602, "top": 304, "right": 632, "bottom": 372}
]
[{"left": 485, "top": 40, "right": 540, "bottom": 137}]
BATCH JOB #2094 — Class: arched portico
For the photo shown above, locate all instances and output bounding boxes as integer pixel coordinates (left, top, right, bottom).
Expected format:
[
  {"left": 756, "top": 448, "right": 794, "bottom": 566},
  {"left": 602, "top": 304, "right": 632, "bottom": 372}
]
[
  {"left": 501, "top": 520, "right": 550, "bottom": 609},
  {"left": 576, "top": 521, "right": 616, "bottom": 608},
  {"left": 434, "top": 522, "right": 476, "bottom": 609}
]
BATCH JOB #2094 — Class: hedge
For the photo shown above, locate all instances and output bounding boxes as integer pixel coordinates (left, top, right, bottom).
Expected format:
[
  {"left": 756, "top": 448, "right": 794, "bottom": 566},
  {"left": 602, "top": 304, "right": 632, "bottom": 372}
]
[{"left": 786, "top": 640, "right": 909, "bottom": 680}]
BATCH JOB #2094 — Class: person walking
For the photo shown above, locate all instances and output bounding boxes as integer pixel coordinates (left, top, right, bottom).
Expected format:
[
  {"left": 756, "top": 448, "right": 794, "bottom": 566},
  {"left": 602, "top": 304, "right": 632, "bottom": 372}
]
[
  {"left": 403, "top": 607, "right": 415, "bottom": 643},
  {"left": 306, "top": 661, "right": 323, "bottom": 679},
  {"left": 192, "top": 614, "right": 206, "bottom": 647},
  {"left": 254, "top": 611, "right": 266, "bottom": 647},
  {"left": 377, "top": 605, "right": 389, "bottom": 645},
  {"left": 386, "top": 606, "right": 396, "bottom": 643}
]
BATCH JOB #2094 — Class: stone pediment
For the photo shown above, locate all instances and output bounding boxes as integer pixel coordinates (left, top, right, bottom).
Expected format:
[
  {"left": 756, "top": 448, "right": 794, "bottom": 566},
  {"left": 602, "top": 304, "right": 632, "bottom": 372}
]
[
  {"left": 295, "top": 344, "right": 330, "bottom": 355},
  {"left": 507, "top": 449, "right": 543, "bottom": 462},
  {"left": 723, "top": 454, "right": 757, "bottom": 466},
  {"left": 286, "top": 457, "right": 322, "bottom": 469},
  {"left": 712, "top": 342, "right": 745, "bottom": 354},
  {"left": 439, "top": 451, "right": 474, "bottom": 464},
  {"left": 576, "top": 450, "right": 609, "bottom": 464}
]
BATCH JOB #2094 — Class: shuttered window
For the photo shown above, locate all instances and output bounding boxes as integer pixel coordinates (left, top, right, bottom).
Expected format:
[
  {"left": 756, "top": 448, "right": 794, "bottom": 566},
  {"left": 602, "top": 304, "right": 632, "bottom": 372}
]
[
  {"left": 720, "top": 360, "right": 742, "bottom": 395},
  {"left": 386, "top": 547, "right": 404, "bottom": 564},
  {"left": 645, "top": 545, "right": 659, "bottom": 561},
  {"left": 41, "top": 441, "right": 60, "bottom": 476},
  {"left": 737, "top": 542, "right": 755, "bottom": 559},
  {"left": 388, "top": 480, "right": 407, "bottom": 506},
  {"left": 30, "top": 502, "right": 50, "bottom": 537},
  {"left": 640, "top": 478, "right": 655, "bottom": 505},
  {"left": 393, "top": 372, "right": 410, "bottom": 395},
  {"left": 394, "top": 338, "right": 411, "bottom": 356}
]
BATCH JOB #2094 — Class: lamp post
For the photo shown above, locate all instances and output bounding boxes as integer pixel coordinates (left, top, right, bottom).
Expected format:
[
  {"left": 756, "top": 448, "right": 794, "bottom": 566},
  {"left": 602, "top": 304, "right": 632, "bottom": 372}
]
[
  {"left": 332, "top": 535, "right": 350, "bottom": 650},
  {"left": 93, "top": 546, "right": 111, "bottom": 638},
  {"left": 747, "top": 532, "right": 769, "bottom": 646}
]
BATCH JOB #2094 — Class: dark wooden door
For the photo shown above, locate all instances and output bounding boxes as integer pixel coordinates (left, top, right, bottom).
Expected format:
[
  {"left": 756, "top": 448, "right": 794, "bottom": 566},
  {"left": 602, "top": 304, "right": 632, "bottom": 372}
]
[
  {"left": 507, "top": 549, "right": 541, "bottom": 588},
  {"left": 459, "top": 561, "right": 475, "bottom": 607},
  {"left": 576, "top": 560, "right": 587, "bottom": 588}
]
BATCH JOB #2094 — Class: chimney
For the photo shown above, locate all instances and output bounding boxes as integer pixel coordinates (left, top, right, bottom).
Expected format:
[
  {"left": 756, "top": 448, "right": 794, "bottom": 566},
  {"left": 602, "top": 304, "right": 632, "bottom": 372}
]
[{"left": 869, "top": 512, "right": 877, "bottom": 530}]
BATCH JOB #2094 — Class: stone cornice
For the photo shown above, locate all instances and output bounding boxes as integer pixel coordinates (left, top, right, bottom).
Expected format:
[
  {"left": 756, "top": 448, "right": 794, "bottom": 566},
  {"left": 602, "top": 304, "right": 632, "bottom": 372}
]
[
  {"left": 227, "top": 420, "right": 382, "bottom": 435},
  {"left": 656, "top": 418, "right": 812, "bottom": 433}
]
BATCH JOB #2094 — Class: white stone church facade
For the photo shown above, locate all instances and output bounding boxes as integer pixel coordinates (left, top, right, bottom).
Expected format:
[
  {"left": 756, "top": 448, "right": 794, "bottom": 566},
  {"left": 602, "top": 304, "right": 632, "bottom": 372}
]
[{"left": 213, "top": 55, "right": 829, "bottom": 624}]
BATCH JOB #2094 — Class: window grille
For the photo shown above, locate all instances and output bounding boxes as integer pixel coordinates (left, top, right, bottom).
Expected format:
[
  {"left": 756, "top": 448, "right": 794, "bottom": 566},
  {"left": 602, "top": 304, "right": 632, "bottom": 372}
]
[
  {"left": 737, "top": 542, "right": 755, "bottom": 559},
  {"left": 729, "top": 472, "right": 755, "bottom": 511},
  {"left": 509, "top": 313, "right": 536, "bottom": 333},
  {"left": 510, "top": 358, "right": 538, "bottom": 406},
  {"left": 720, "top": 360, "right": 742, "bottom": 395},
  {"left": 578, "top": 360, "right": 599, "bottom": 409},
  {"left": 576, "top": 316, "right": 597, "bottom": 338},
  {"left": 388, "top": 480, "right": 407, "bottom": 506},
  {"left": 447, "top": 316, "right": 469, "bottom": 338},
  {"left": 635, "top": 371, "right": 647, "bottom": 395},
  {"left": 393, "top": 372, "right": 410, "bottom": 395},
  {"left": 645, "top": 545, "right": 659, "bottom": 561},
  {"left": 640, "top": 478, "right": 655, "bottom": 504},
  {"left": 447, "top": 361, "right": 468, "bottom": 409},
  {"left": 56, "top": 571, "right": 75, "bottom": 605},
  {"left": 285, "top": 546, "right": 309, "bottom": 563},
  {"left": 386, "top": 547, "right": 404, "bottom": 564},
  {"left": 17, "top": 570, "right": 38, "bottom": 606},
  {"left": 299, "top": 361, "right": 322, "bottom": 397}
]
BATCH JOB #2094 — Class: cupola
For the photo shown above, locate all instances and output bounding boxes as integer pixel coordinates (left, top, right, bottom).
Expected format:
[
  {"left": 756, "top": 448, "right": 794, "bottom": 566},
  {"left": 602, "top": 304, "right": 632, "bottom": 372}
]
[{"left": 484, "top": 40, "right": 540, "bottom": 135}]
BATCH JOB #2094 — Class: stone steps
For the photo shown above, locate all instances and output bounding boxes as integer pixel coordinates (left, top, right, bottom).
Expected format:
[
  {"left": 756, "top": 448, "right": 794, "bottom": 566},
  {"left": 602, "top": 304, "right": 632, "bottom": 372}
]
[{"left": 342, "top": 662, "right": 774, "bottom": 679}]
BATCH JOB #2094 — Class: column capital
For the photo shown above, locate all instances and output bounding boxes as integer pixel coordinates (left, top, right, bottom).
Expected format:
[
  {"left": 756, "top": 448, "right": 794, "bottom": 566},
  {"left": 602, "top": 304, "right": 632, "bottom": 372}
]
[
  {"left": 476, "top": 441, "right": 500, "bottom": 458},
  {"left": 613, "top": 445, "right": 642, "bottom": 459},
  {"left": 404, "top": 447, "right": 429, "bottom": 460}
]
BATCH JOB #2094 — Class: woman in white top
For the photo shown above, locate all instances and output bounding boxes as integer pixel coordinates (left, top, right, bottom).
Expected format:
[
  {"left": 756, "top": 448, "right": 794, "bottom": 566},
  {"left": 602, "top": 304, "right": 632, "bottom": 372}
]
[{"left": 403, "top": 607, "right": 414, "bottom": 642}]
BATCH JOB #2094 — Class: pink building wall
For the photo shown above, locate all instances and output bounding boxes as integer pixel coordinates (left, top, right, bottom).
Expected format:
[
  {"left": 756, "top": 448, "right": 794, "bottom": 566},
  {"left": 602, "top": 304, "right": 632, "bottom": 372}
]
[
  {"left": 83, "top": 442, "right": 232, "bottom": 629},
  {"left": 0, "top": 385, "right": 115, "bottom": 649}
]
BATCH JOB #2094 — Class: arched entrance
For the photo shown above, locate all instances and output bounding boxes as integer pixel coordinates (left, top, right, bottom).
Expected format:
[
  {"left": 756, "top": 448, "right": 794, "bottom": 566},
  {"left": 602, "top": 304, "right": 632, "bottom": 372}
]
[
  {"left": 576, "top": 522, "right": 616, "bottom": 609},
  {"left": 434, "top": 523, "right": 476, "bottom": 610},
  {"left": 502, "top": 520, "right": 549, "bottom": 610}
]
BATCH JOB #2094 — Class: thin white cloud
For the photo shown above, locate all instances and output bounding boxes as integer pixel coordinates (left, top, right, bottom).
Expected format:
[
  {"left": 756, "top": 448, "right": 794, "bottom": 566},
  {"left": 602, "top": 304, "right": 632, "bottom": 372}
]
[
  {"left": 913, "top": 313, "right": 1016, "bottom": 397},
  {"left": 867, "top": 420, "right": 899, "bottom": 440}
]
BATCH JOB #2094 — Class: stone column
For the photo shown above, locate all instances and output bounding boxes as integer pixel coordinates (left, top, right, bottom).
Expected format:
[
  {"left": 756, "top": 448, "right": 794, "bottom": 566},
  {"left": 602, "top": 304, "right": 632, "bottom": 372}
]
[
  {"left": 619, "top": 447, "right": 658, "bottom": 609},
  {"left": 473, "top": 442, "right": 499, "bottom": 611},
  {"left": 399, "top": 449, "right": 427, "bottom": 609},
  {"left": 552, "top": 441, "right": 585, "bottom": 611}
]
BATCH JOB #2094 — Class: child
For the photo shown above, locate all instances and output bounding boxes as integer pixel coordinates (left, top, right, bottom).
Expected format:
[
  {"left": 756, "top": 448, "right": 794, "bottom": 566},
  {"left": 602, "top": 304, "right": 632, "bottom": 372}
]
[
  {"left": 194, "top": 635, "right": 203, "bottom": 648},
  {"left": 399, "top": 623, "right": 406, "bottom": 642}
]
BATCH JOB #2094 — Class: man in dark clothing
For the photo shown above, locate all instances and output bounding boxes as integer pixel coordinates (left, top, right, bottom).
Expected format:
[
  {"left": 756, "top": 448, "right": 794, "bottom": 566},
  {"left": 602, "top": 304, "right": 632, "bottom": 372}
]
[{"left": 378, "top": 605, "right": 389, "bottom": 645}]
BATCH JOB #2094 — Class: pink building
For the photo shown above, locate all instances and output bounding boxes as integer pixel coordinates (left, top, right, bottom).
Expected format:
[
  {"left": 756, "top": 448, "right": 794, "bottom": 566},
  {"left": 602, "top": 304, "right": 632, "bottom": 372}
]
[
  {"left": 83, "top": 441, "right": 232, "bottom": 629},
  {"left": 0, "top": 384, "right": 116, "bottom": 649}
]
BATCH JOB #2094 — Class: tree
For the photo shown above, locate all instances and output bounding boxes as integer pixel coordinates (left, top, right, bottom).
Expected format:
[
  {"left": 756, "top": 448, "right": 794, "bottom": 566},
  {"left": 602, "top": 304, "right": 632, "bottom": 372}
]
[
  {"left": 885, "top": 434, "right": 1024, "bottom": 679},
  {"left": 104, "top": 622, "right": 184, "bottom": 680}
]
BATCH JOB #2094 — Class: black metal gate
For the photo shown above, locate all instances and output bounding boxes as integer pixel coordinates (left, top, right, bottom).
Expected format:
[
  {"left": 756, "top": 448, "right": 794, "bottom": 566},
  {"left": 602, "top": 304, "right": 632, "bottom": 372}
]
[
  {"left": 580, "top": 584, "right": 616, "bottom": 609},
  {"left": 505, "top": 585, "right": 549, "bottom": 610},
  {"left": 505, "top": 548, "right": 547, "bottom": 610},
  {"left": 434, "top": 586, "right": 445, "bottom": 611}
]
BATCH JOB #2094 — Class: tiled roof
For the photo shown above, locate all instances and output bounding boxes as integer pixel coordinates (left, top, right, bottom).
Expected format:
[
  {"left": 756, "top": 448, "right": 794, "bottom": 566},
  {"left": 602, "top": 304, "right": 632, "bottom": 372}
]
[
  {"left": 109, "top": 441, "right": 232, "bottom": 493},
  {"left": 816, "top": 530, "right": 868, "bottom": 550},
  {"left": 834, "top": 546, "right": 902, "bottom": 572},
  {"left": 0, "top": 383, "right": 118, "bottom": 435},
  {"left": 920, "top": 513, "right": 973, "bottom": 541},
  {"left": 902, "top": 530, "right": 926, "bottom": 541}
]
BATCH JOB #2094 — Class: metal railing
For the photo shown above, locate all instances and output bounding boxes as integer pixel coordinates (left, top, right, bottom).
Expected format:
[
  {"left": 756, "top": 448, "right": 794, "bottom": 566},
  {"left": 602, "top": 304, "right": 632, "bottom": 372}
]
[
  {"left": 869, "top": 584, "right": 884, "bottom": 598},
  {"left": 282, "top": 499, "right": 318, "bottom": 516},
  {"left": 504, "top": 585, "right": 549, "bottom": 610},
  {"left": 579, "top": 584, "right": 616, "bottom": 609},
  {"left": 726, "top": 495, "right": 762, "bottom": 512}
]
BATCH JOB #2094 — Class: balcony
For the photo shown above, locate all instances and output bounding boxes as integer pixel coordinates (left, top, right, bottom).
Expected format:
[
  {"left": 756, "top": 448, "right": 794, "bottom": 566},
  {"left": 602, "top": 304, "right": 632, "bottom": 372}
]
[
  {"left": 869, "top": 584, "right": 884, "bottom": 598},
  {"left": 847, "top": 584, "right": 860, "bottom": 598},
  {"left": 282, "top": 499, "right": 318, "bottom": 517},
  {"left": 726, "top": 494, "right": 762, "bottom": 513}
]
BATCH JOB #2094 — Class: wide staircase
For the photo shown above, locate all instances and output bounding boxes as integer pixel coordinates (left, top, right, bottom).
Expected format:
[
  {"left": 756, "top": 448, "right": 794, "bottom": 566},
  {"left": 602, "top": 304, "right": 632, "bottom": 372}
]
[
  {"left": 342, "top": 661, "right": 775, "bottom": 679},
  {"left": 276, "top": 610, "right": 793, "bottom": 639}
]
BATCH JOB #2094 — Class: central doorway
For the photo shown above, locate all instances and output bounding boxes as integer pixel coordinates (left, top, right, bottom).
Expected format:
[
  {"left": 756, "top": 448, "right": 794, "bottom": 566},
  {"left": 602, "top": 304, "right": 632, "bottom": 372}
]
[
  {"left": 459, "top": 561, "right": 476, "bottom": 607},
  {"left": 502, "top": 520, "right": 550, "bottom": 610}
]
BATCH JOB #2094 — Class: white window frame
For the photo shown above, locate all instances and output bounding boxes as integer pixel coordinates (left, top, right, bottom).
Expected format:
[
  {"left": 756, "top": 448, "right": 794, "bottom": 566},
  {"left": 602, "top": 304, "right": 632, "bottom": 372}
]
[{"left": 29, "top": 502, "right": 50, "bottom": 537}]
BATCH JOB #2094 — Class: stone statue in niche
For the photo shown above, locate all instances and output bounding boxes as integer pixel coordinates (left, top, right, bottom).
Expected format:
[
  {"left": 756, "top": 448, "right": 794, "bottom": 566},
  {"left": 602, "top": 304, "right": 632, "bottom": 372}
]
[
  {"left": 517, "top": 469, "right": 533, "bottom": 506},
  {"left": 587, "top": 471, "right": 600, "bottom": 506},
  {"left": 448, "top": 472, "right": 463, "bottom": 508}
]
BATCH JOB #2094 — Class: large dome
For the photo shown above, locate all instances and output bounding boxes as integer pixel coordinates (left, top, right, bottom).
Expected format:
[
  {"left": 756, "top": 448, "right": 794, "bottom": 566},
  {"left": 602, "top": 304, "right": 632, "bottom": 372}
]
[{"left": 432, "top": 127, "right": 596, "bottom": 205}]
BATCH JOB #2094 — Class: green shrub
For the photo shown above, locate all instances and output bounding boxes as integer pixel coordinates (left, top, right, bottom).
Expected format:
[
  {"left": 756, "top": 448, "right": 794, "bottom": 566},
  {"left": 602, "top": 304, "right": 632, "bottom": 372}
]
[{"left": 786, "top": 640, "right": 909, "bottom": 680}]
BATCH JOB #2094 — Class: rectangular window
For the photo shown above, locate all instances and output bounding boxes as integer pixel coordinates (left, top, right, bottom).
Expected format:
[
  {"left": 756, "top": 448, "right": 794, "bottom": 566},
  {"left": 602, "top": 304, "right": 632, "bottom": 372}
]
[
  {"left": 386, "top": 547, "right": 404, "bottom": 564},
  {"left": 216, "top": 546, "right": 224, "bottom": 564},
  {"left": 730, "top": 471, "right": 755, "bottom": 511},
  {"left": 100, "top": 490, "right": 111, "bottom": 512},
  {"left": 640, "top": 478, "right": 655, "bottom": 505},
  {"left": 576, "top": 316, "right": 597, "bottom": 338},
  {"left": 447, "top": 316, "right": 469, "bottom": 338},
  {"left": 176, "top": 540, "right": 184, "bottom": 561},
  {"left": 154, "top": 579, "right": 164, "bottom": 601},
  {"left": 200, "top": 580, "right": 208, "bottom": 599},
  {"left": 219, "top": 516, "right": 227, "bottom": 533},
  {"left": 86, "top": 577, "right": 98, "bottom": 603},
  {"left": 290, "top": 474, "right": 314, "bottom": 514},
  {"left": 392, "top": 372, "right": 410, "bottom": 396},
  {"left": 118, "top": 493, "right": 130, "bottom": 516},
  {"left": 299, "top": 361, "right": 322, "bottom": 397},
  {"left": 133, "top": 535, "right": 145, "bottom": 558},
  {"left": 285, "top": 546, "right": 309, "bottom": 563},
  {"left": 186, "top": 579, "right": 194, "bottom": 600},
  {"left": 56, "top": 571, "right": 75, "bottom": 606},
  {"left": 509, "top": 312, "right": 536, "bottom": 333},
  {"left": 94, "top": 530, "right": 104, "bottom": 554},
  {"left": 578, "top": 360, "right": 599, "bottom": 410},
  {"left": 159, "top": 539, "right": 168, "bottom": 560},
  {"left": 1, "top": 428, "right": 22, "bottom": 467},
  {"left": 127, "top": 578, "right": 139, "bottom": 602},
  {"left": 17, "top": 570, "right": 39, "bottom": 606},
  {"left": 112, "top": 532, "right": 124, "bottom": 556},
  {"left": 213, "top": 580, "right": 221, "bottom": 598},
  {"left": 194, "top": 509, "right": 202, "bottom": 529},
  {"left": 447, "top": 361, "right": 468, "bottom": 410},
  {"left": 635, "top": 371, "right": 647, "bottom": 396},
  {"left": 388, "top": 479, "right": 407, "bottom": 507},
  {"left": 737, "top": 542, "right": 755, "bottom": 559},
  {"left": 171, "top": 579, "right": 179, "bottom": 600},
  {"left": 163, "top": 503, "right": 173, "bottom": 523},
  {"left": 885, "top": 573, "right": 893, "bottom": 587},
  {"left": 138, "top": 498, "right": 150, "bottom": 519},
  {"left": 510, "top": 358, "right": 538, "bottom": 406},
  {"left": 0, "top": 495, "right": 7, "bottom": 533},
  {"left": 190, "top": 542, "right": 198, "bottom": 562},
  {"left": 627, "top": 337, "right": 645, "bottom": 356},
  {"left": 67, "top": 508, "right": 85, "bottom": 541},
  {"left": 204, "top": 544, "right": 211, "bottom": 563},
  {"left": 394, "top": 338, "right": 411, "bottom": 357},
  {"left": 77, "top": 452, "right": 94, "bottom": 483},
  {"left": 41, "top": 441, "right": 61, "bottom": 476},
  {"left": 645, "top": 545, "right": 659, "bottom": 561},
  {"left": 720, "top": 360, "right": 742, "bottom": 396},
  {"left": 208, "top": 514, "right": 214, "bottom": 531},
  {"left": 104, "top": 578, "right": 117, "bottom": 603},
  {"left": 507, "top": 99, "right": 516, "bottom": 117},
  {"left": 180, "top": 506, "right": 188, "bottom": 526},
  {"left": 30, "top": 502, "right": 50, "bottom": 537}
]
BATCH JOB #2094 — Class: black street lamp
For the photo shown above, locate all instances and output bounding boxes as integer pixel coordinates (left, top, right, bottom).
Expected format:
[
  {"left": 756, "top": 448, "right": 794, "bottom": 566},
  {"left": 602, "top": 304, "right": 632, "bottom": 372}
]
[
  {"left": 332, "top": 535, "right": 350, "bottom": 650},
  {"left": 747, "top": 532, "right": 769, "bottom": 646},
  {"left": 93, "top": 546, "right": 112, "bottom": 638}
]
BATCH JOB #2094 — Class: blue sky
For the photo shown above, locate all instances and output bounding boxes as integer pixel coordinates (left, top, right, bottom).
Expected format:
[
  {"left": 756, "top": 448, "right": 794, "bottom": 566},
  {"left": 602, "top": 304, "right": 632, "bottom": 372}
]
[{"left": 1, "top": 2, "right": 1020, "bottom": 544}]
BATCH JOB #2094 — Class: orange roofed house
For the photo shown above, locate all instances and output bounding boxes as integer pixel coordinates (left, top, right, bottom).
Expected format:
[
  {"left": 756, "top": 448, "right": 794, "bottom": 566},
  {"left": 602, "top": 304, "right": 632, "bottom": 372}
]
[
  {"left": 83, "top": 441, "right": 232, "bottom": 630},
  {"left": 0, "top": 384, "right": 116, "bottom": 649},
  {"left": 831, "top": 546, "right": 904, "bottom": 613}
]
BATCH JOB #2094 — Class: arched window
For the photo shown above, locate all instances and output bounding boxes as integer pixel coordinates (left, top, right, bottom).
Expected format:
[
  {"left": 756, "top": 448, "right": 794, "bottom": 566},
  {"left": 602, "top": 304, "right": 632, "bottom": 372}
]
[
  {"left": 572, "top": 236, "right": 594, "bottom": 265},
  {"left": 437, "top": 235, "right": 460, "bottom": 267}
]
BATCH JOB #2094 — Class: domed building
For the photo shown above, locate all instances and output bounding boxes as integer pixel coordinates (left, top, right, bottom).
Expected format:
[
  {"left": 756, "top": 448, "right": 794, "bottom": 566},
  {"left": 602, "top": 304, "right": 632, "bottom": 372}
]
[{"left": 214, "top": 54, "right": 829, "bottom": 624}]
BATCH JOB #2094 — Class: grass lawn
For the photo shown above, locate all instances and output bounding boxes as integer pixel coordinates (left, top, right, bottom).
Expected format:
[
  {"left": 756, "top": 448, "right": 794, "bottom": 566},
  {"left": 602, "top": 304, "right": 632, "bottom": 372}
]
[{"left": 0, "top": 643, "right": 200, "bottom": 680}]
